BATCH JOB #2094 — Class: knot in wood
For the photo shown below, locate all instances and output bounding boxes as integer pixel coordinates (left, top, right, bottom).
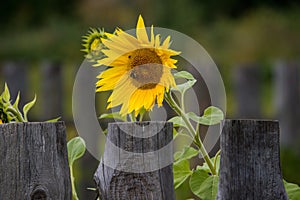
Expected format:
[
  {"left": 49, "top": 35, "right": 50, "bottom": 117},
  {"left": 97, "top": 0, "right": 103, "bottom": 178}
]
[{"left": 31, "top": 188, "right": 47, "bottom": 200}]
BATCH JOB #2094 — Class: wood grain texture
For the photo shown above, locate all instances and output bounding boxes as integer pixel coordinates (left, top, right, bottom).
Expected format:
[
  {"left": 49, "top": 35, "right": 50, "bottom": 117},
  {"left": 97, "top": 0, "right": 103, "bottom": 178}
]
[
  {"left": 94, "top": 122, "right": 175, "bottom": 200},
  {"left": 217, "top": 119, "right": 288, "bottom": 200},
  {"left": 0, "top": 122, "right": 71, "bottom": 200}
]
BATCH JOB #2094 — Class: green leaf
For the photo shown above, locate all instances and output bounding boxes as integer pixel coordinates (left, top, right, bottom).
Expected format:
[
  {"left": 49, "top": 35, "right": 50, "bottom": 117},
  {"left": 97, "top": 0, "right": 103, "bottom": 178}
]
[
  {"left": 284, "top": 180, "right": 300, "bottom": 200},
  {"left": 67, "top": 137, "right": 86, "bottom": 166},
  {"left": 174, "top": 146, "right": 199, "bottom": 163},
  {"left": 188, "top": 106, "right": 224, "bottom": 126},
  {"left": 23, "top": 95, "right": 37, "bottom": 121},
  {"left": 173, "top": 159, "right": 193, "bottom": 189},
  {"left": 99, "top": 112, "right": 127, "bottom": 121},
  {"left": 3, "top": 83, "right": 11, "bottom": 102},
  {"left": 189, "top": 169, "right": 210, "bottom": 196},
  {"left": 214, "top": 154, "right": 221, "bottom": 173},
  {"left": 12, "top": 92, "right": 20, "bottom": 111},
  {"left": 174, "top": 151, "right": 182, "bottom": 160},
  {"left": 173, "top": 128, "right": 179, "bottom": 139},
  {"left": 46, "top": 117, "right": 61, "bottom": 122},
  {"left": 168, "top": 116, "right": 186, "bottom": 128},
  {"left": 198, "top": 162, "right": 212, "bottom": 173},
  {"left": 173, "top": 128, "right": 190, "bottom": 140},
  {"left": 190, "top": 174, "right": 219, "bottom": 200},
  {"left": 174, "top": 71, "right": 195, "bottom": 80},
  {"left": 68, "top": 137, "right": 86, "bottom": 200},
  {"left": 173, "top": 80, "right": 197, "bottom": 94}
]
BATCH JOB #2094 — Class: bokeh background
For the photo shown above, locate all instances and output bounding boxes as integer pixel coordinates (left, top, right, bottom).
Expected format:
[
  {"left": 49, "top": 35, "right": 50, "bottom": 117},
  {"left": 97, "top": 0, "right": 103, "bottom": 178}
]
[{"left": 1, "top": 0, "right": 300, "bottom": 199}]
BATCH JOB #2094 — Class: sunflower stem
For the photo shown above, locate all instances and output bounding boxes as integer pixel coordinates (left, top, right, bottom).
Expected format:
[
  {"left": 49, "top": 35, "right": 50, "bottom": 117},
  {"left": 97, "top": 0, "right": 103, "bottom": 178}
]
[
  {"left": 139, "top": 112, "right": 144, "bottom": 122},
  {"left": 130, "top": 112, "right": 136, "bottom": 122},
  {"left": 165, "top": 91, "right": 216, "bottom": 175},
  {"left": 181, "top": 92, "right": 185, "bottom": 113}
]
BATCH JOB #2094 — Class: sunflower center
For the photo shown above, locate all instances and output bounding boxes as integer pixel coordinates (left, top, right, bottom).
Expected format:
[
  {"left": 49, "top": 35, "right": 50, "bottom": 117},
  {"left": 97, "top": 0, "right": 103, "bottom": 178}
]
[{"left": 128, "top": 48, "right": 163, "bottom": 90}]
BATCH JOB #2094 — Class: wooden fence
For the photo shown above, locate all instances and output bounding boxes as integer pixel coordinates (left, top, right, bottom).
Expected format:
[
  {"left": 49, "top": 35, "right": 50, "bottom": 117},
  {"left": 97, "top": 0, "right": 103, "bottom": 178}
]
[
  {"left": 233, "top": 62, "right": 300, "bottom": 148},
  {"left": 0, "top": 120, "right": 287, "bottom": 199},
  {"left": 217, "top": 119, "right": 287, "bottom": 200},
  {"left": 0, "top": 122, "right": 71, "bottom": 199},
  {"left": 0, "top": 60, "right": 299, "bottom": 199}
]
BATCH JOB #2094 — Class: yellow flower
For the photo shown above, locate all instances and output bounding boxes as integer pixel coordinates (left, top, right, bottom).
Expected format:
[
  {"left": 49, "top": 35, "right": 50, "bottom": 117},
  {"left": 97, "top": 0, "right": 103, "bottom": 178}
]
[
  {"left": 96, "top": 15, "right": 180, "bottom": 116},
  {"left": 82, "top": 28, "right": 113, "bottom": 61},
  {"left": 0, "top": 119, "right": 2, "bottom": 124}
]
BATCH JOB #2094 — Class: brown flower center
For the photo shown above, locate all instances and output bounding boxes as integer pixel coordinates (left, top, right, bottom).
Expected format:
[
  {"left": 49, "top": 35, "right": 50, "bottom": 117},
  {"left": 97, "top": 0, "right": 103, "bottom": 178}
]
[{"left": 128, "top": 48, "right": 163, "bottom": 90}]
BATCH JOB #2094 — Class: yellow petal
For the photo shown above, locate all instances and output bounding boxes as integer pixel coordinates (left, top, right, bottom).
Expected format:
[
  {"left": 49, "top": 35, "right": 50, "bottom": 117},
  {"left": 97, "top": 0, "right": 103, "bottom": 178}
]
[
  {"left": 155, "top": 34, "right": 161, "bottom": 47},
  {"left": 150, "top": 25, "right": 155, "bottom": 46},
  {"left": 102, "top": 39, "right": 131, "bottom": 54},
  {"left": 101, "top": 49, "right": 122, "bottom": 58},
  {"left": 162, "top": 36, "right": 171, "bottom": 49},
  {"left": 144, "top": 90, "right": 155, "bottom": 110},
  {"left": 97, "top": 67, "right": 126, "bottom": 79},
  {"left": 104, "top": 32, "right": 114, "bottom": 38},
  {"left": 128, "top": 90, "right": 140, "bottom": 113},
  {"left": 136, "top": 15, "right": 149, "bottom": 43}
]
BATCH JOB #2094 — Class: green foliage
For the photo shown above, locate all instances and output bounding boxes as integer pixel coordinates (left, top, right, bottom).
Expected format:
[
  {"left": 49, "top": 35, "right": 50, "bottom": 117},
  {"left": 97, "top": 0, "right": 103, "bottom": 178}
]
[
  {"left": 99, "top": 112, "right": 127, "bottom": 122},
  {"left": 190, "top": 155, "right": 220, "bottom": 200},
  {"left": 173, "top": 147, "right": 221, "bottom": 200},
  {"left": 168, "top": 116, "right": 186, "bottom": 128},
  {"left": 173, "top": 146, "right": 200, "bottom": 189},
  {"left": 173, "top": 159, "right": 193, "bottom": 189},
  {"left": 189, "top": 169, "right": 209, "bottom": 195},
  {"left": 190, "top": 173, "right": 219, "bottom": 200},
  {"left": 284, "top": 180, "right": 300, "bottom": 200},
  {"left": 174, "top": 146, "right": 199, "bottom": 163},
  {"left": 0, "top": 83, "right": 60, "bottom": 123},
  {"left": 67, "top": 137, "right": 86, "bottom": 200},
  {"left": 68, "top": 137, "right": 86, "bottom": 166},
  {"left": 174, "top": 71, "right": 195, "bottom": 80},
  {"left": 172, "top": 71, "right": 196, "bottom": 95},
  {"left": 46, "top": 117, "right": 62, "bottom": 122},
  {"left": 187, "top": 106, "right": 224, "bottom": 126},
  {"left": 281, "top": 148, "right": 300, "bottom": 186},
  {"left": 23, "top": 95, "right": 36, "bottom": 122},
  {"left": 200, "top": 153, "right": 220, "bottom": 173},
  {"left": 167, "top": 70, "right": 224, "bottom": 199},
  {"left": 0, "top": 83, "right": 34, "bottom": 122}
]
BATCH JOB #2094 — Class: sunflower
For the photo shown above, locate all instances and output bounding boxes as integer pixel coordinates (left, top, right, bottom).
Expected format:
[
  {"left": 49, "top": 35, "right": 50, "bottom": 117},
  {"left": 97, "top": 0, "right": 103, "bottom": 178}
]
[
  {"left": 95, "top": 15, "right": 180, "bottom": 116},
  {"left": 81, "top": 28, "right": 113, "bottom": 61}
]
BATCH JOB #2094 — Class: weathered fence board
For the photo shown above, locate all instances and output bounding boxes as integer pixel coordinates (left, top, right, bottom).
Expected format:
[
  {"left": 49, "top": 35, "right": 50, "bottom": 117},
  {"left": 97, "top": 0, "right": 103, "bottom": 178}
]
[
  {"left": 217, "top": 119, "right": 287, "bottom": 200},
  {"left": 0, "top": 122, "right": 71, "bottom": 200},
  {"left": 94, "top": 122, "right": 174, "bottom": 200},
  {"left": 41, "top": 61, "right": 63, "bottom": 120},
  {"left": 274, "top": 61, "right": 300, "bottom": 147},
  {"left": 233, "top": 64, "right": 262, "bottom": 118}
]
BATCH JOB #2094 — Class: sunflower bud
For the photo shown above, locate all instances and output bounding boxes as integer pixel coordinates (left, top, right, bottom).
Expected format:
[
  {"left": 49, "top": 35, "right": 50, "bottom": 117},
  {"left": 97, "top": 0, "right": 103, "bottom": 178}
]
[{"left": 81, "top": 28, "right": 111, "bottom": 62}]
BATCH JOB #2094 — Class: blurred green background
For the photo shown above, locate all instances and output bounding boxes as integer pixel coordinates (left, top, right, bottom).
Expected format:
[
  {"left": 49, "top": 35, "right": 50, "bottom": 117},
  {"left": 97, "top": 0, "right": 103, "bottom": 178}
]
[{"left": 1, "top": 0, "right": 300, "bottom": 199}]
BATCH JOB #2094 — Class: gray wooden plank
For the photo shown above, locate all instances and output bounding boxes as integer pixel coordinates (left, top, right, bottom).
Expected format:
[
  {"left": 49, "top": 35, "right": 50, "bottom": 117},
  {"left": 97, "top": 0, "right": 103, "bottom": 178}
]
[
  {"left": 217, "top": 119, "right": 288, "bottom": 200},
  {"left": 0, "top": 122, "right": 71, "bottom": 200}
]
